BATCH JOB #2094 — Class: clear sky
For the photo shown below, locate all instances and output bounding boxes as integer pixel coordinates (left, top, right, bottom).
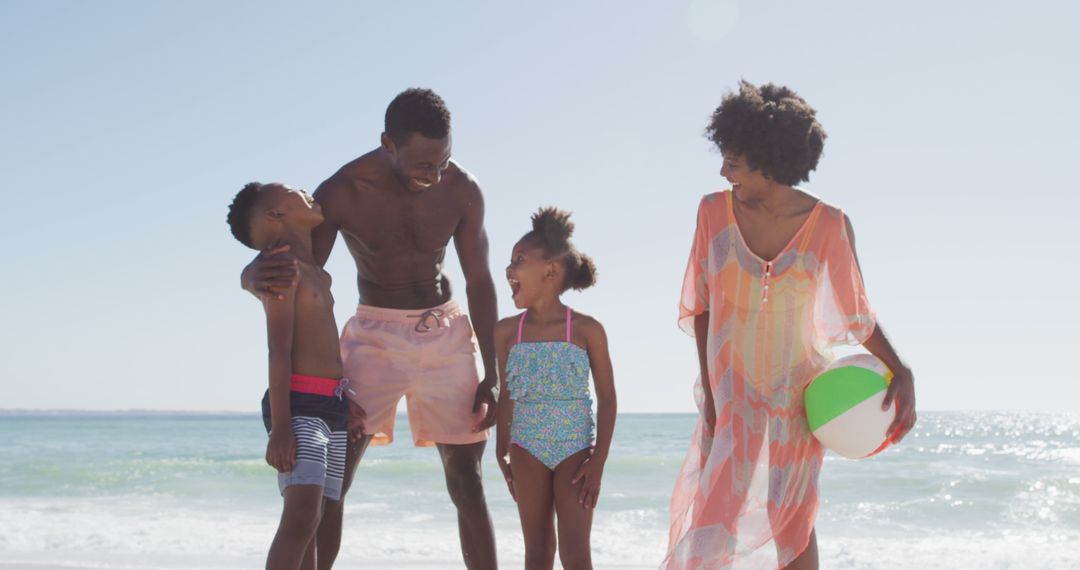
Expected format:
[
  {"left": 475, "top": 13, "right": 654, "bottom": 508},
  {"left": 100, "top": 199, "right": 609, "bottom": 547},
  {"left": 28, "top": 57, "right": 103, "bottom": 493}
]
[{"left": 1, "top": 1, "right": 1076, "bottom": 413}]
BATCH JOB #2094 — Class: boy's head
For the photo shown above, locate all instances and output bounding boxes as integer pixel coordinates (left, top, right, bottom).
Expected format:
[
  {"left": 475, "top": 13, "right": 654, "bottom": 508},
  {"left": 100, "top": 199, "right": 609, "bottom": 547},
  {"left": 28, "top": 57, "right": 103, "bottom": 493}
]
[
  {"left": 226, "top": 182, "right": 323, "bottom": 250},
  {"left": 706, "top": 81, "right": 827, "bottom": 186},
  {"left": 381, "top": 88, "right": 453, "bottom": 193}
]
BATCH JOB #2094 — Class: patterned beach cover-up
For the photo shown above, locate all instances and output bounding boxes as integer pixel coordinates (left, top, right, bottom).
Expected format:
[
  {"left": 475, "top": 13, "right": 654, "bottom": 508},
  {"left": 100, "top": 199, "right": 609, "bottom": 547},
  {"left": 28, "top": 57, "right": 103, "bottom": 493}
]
[{"left": 664, "top": 190, "right": 876, "bottom": 569}]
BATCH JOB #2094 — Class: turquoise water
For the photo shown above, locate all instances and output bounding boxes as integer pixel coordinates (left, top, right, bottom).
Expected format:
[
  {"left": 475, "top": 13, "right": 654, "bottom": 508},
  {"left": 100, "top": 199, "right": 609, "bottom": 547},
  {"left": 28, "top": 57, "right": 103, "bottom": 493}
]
[{"left": 1, "top": 412, "right": 1078, "bottom": 568}]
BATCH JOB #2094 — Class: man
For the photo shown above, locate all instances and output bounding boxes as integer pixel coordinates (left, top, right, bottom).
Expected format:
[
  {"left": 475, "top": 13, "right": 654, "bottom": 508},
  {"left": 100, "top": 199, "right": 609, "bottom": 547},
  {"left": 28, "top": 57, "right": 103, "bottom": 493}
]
[{"left": 243, "top": 88, "right": 499, "bottom": 570}]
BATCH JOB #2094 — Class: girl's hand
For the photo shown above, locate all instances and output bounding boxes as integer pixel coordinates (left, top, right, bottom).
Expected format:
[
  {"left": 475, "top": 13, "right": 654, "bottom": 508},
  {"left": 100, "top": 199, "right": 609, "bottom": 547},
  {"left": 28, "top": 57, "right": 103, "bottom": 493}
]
[
  {"left": 883, "top": 366, "right": 916, "bottom": 442},
  {"left": 571, "top": 453, "right": 605, "bottom": 509},
  {"left": 496, "top": 448, "right": 515, "bottom": 501},
  {"left": 266, "top": 429, "right": 296, "bottom": 473}
]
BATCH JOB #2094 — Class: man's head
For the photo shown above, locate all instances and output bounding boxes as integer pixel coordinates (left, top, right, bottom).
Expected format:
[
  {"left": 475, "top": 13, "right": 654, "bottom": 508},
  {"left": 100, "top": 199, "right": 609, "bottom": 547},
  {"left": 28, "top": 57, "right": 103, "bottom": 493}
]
[
  {"left": 706, "top": 81, "right": 827, "bottom": 187},
  {"left": 227, "top": 182, "right": 323, "bottom": 250},
  {"left": 381, "top": 88, "right": 452, "bottom": 193}
]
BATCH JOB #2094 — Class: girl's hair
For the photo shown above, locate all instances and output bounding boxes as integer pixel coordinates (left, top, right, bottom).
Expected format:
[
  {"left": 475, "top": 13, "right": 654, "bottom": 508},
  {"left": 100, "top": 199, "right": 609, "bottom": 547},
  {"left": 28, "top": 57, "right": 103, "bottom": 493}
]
[{"left": 521, "top": 207, "right": 597, "bottom": 292}]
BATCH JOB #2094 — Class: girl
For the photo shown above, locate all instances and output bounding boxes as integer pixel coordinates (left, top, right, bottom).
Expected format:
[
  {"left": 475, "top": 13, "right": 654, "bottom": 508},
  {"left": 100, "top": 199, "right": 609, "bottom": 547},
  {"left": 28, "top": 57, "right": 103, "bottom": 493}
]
[
  {"left": 495, "top": 207, "right": 617, "bottom": 570},
  {"left": 664, "top": 82, "right": 917, "bottom": 570}
]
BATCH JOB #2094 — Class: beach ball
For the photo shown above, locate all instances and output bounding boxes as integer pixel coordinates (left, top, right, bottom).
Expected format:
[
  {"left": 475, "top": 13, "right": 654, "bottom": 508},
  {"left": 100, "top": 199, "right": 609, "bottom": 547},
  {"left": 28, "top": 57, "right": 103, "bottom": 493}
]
[{"left": 804, "top": 354, "right": 896, "bottom": 459}]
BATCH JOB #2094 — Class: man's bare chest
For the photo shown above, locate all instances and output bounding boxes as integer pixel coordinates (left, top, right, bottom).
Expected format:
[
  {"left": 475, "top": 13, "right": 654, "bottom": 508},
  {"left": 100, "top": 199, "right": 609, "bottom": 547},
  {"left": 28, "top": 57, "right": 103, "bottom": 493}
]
[{"left": 338, "top": 200, "right": 461, "bottom": 255}]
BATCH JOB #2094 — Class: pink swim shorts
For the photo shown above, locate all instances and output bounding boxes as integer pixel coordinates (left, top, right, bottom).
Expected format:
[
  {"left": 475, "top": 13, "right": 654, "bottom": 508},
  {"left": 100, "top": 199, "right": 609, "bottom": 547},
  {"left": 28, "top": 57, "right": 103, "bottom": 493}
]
[{"left": 340, "top": 300, "right": 489, "bottom": 447}]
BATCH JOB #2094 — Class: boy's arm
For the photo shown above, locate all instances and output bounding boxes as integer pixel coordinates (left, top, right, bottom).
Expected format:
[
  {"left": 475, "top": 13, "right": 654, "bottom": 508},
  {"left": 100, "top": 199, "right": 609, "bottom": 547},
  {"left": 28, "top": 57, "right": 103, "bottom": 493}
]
[
  {"left": 574, "top": 317, "right": 617, "bottom": 509},
  {"left": 264, "top": 282, "right": 298, "bottom": 473},
  {"left": 453, "top": 179, "right": 499, "bottom": 430}
]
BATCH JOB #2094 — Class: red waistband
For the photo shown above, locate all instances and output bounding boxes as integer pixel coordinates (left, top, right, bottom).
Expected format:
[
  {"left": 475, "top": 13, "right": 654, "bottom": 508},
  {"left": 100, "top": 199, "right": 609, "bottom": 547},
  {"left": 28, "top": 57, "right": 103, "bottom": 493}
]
[{"left": 290, "top": 374, "right": 342, "bottom": 397}]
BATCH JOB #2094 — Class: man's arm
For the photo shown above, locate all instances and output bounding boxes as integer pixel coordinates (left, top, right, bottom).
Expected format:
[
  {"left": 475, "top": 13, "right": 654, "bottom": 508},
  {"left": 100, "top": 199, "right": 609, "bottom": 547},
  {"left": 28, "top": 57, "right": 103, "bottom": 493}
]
[
  {"left": 453, "top": 177, "right": 499, "bottom": 430},
  {"left": 311, "top": 177, "right": 349, "bottom": 268}
]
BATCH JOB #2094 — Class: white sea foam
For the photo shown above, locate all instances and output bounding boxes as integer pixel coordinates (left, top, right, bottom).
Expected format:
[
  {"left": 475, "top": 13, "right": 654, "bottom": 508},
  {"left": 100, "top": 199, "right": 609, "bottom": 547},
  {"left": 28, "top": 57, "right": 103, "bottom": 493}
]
[{"left": 2, "top": 412, "right": 1079, "bottom": 568}]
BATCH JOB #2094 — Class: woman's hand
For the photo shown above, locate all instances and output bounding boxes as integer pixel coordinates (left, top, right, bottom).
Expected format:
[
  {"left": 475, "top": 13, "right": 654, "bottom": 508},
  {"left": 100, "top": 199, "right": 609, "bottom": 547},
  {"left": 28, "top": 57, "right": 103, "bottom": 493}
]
[{"left": 883, "top": 366, "right": 916, "bottom": 442}]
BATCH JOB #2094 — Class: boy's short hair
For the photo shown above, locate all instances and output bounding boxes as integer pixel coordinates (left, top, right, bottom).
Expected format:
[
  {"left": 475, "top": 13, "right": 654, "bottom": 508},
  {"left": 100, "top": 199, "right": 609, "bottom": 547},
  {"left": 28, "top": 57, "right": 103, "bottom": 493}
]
[
  {"left": 226, "top": 182, "right": 266, "bottom": 249},
  {"left": 706, "top": 81, "right": 827, "bottom": 186},
  {"left": 385, "top": 88, "right": 451, "bottom": 145}
]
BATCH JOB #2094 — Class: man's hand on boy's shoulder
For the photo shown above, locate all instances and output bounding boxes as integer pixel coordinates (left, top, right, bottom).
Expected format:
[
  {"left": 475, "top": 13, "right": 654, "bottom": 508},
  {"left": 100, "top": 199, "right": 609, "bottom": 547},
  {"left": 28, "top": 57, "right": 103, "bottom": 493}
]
[{"left": 242, "top": 245, "right": 300, "bottom": 301}]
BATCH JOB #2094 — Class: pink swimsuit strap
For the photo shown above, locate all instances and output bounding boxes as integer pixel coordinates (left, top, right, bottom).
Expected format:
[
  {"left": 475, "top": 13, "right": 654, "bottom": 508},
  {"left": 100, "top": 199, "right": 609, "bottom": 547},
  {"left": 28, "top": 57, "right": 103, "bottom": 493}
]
[
  {"left": 516, "top": 307, "right": 572, "bottom": 343},
  {"left": 565, "top": 306, "right": 571, "bottom": 342}
]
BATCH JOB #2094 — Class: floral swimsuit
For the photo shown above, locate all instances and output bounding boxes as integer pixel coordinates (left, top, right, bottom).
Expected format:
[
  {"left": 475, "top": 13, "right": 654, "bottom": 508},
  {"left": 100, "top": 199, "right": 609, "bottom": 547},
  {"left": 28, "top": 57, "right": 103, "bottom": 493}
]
[{"left": 507, "top": 307, "right": 594, "bottom": 470}]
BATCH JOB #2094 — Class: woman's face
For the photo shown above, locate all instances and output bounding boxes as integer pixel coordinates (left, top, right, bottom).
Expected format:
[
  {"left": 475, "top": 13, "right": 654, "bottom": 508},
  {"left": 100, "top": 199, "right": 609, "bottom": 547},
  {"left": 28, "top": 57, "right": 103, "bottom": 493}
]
[{"left": 720, "top": 152, "right": 770, "bottom": 192}]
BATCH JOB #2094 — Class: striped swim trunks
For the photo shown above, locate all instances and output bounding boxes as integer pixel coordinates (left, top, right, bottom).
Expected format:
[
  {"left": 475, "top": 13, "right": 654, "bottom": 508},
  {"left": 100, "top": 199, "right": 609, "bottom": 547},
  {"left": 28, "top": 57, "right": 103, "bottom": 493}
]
[{"left": 261, "top": 377, "right": 350, "bottom": 501}]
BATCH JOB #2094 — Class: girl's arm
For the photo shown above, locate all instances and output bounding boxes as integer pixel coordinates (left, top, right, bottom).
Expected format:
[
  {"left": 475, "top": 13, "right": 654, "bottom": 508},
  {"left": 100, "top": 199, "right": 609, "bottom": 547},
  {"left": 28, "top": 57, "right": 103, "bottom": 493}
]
[
  {"left": 264, "top": 282, "right": 297, "bottom": 473},
  {"left": 695, "top": 312, "right": 716, "bottom": 433},
  {"left": 493, "top": 319, "right": 515, "bottom": 499},
  {"left": 574, "top": 317, "right": 617, "bottom": 509}
]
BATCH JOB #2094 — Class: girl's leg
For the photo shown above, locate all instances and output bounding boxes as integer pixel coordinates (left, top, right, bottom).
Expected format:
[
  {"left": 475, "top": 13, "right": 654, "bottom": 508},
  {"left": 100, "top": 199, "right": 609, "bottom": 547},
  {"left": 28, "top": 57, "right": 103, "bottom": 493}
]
[
  {"left": 552, "top": 448, "right": 595, "bottom": 570},
  {"left": 267, "top": 484, "right": 324, "bottom": 570},
  {"left": 509, "top": 446, "right": 557, "bottom": 570}
]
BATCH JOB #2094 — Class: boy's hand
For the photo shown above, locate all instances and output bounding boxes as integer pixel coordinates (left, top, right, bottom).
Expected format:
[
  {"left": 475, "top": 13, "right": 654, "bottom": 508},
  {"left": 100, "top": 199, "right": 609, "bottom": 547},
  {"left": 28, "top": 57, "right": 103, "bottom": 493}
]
[
  {"left": 243, "top": 245, "right": 298, "bottom": 301},
  {"left": 496, "top": 448, "right": 515, "bottom": 501},
  {"left": 266, "top": 429, "right": 296, "bottom": 473},
  {"left": 347, "top": 399, "right": 367, "bottom": 443},
  {"left": 571, "top": 452, "right": 604, "bottom": 509}
]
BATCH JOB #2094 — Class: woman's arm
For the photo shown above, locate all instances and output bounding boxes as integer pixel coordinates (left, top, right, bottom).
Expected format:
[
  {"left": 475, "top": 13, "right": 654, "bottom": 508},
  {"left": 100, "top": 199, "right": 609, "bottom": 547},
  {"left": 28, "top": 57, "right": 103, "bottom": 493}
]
[
  {"left": 843, "top": 215, "right": 916, "bottom": 441},
  {"left": 862, "top": 325, "right": 916, "bottom": 441},
  {"left": 695, "top": 312, "right": 716, "bottom": 433}
]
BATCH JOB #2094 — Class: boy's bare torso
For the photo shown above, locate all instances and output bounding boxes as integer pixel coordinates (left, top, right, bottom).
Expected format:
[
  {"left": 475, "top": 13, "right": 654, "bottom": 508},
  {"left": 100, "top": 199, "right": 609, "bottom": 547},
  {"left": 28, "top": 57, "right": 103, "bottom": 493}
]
[{"left": 290, "top": 261, "right": 343, "bottom": 379}]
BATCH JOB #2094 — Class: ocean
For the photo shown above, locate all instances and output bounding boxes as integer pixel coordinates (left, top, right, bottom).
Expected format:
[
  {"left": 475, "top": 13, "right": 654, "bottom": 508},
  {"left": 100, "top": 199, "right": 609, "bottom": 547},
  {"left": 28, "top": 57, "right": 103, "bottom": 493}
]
[{"left": 1, "top": 411, "right": 1078, "bottom": 569}]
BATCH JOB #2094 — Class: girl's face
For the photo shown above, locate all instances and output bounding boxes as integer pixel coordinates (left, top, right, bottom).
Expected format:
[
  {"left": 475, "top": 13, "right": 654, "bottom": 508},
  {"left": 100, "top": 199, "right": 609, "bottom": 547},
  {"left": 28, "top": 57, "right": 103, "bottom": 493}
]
[
  {"left": 720, "top": 151, "right": 771, "bottom": 193},
  {"left": 505, "top": 240, "right": 558, "bottom": 309}
]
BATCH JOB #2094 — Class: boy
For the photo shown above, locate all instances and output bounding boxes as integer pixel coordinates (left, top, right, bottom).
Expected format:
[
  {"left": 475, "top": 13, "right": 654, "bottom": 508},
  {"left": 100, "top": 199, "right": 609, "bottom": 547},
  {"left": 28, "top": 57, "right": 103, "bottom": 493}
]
[{"left": 227, "top": 182, "right": 364, "bottom": 570}]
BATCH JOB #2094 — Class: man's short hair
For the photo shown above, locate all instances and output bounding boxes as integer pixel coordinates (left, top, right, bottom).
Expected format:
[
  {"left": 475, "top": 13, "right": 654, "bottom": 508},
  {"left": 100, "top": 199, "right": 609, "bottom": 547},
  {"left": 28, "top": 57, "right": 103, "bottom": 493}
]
[{"left": 385, "top": 88, "right": 451, "bottom": 145}]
